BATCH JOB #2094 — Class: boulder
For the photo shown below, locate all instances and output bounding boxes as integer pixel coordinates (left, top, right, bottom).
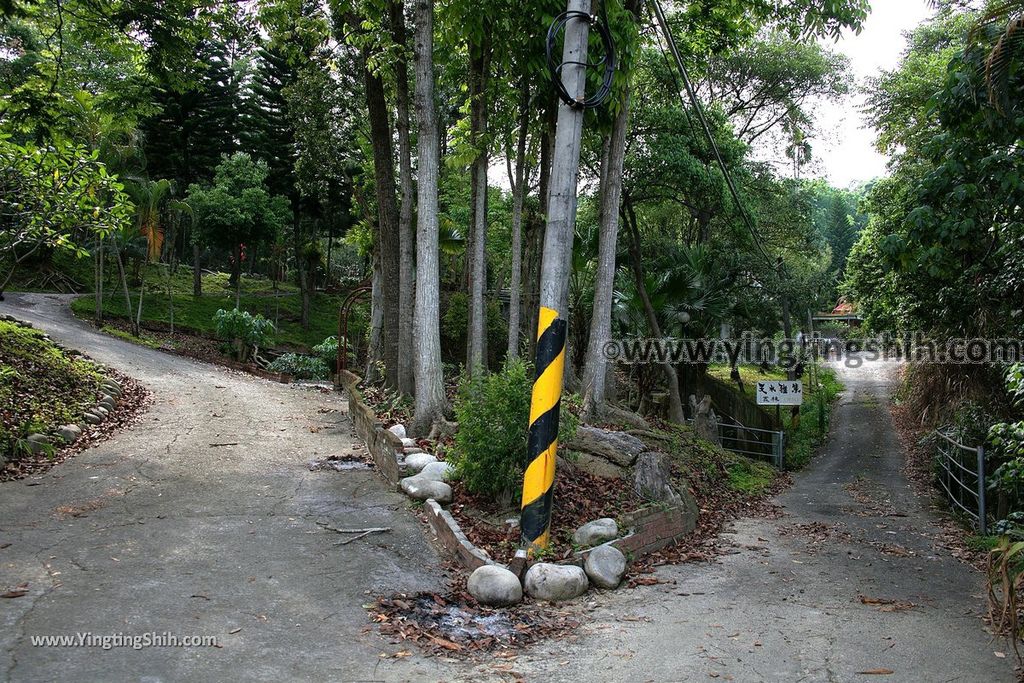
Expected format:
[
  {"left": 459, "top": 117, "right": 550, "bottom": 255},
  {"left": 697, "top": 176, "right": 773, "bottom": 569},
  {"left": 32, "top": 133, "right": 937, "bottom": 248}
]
[
  {"left": 584, "top": 544, "right": 627, "bottom": 589},
  {"left": 567, "top": 426, "right": 647, "bottom": 467},
  {"left": 634, "top": 452, "right": 684, "bottom": 506},
  {"left": 388, "top": 424, "right": 407, "bottom": 439},
  {"left": 399, "top": 476, "right": 453, "bottom": 504},
  {"left": 467, "top": 565, "right": 522, "bottom": 607},
  {"left": 689, "top": 394, "right": 721, "bottom": 445},
  {"left": 26, "top": 434, "right": 51, "bottom": 454},
  {"left": 418, "top": 461, "right": 455, "bottom": 482},
  {"left": 524, "top": 563, "right": 589, "bottom": 602},
  {"left": 55, "top": 425, "right": 82, "bottom": 444},
  {"left": 566, "top": 452, "right": 626, "bottom": 480},
  {"left": 572, "top": 518, "right": 619, "bottom": 547},
  {"left": 404, "top": 452, "right": 438, "bottom": 473}
]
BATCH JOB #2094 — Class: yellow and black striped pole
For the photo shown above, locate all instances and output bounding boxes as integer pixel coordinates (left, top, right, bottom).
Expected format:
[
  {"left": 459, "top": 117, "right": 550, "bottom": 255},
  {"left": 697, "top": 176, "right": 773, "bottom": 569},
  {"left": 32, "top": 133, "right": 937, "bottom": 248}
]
[{"left": 519, "top": 306, "right": 568, "bottom": 554}]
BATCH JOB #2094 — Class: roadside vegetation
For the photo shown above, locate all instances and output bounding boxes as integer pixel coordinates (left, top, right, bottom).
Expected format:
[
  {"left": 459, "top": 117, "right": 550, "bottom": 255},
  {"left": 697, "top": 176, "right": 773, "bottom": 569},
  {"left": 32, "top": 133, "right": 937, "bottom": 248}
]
[{"left": 0, "top": 320, "right": 102, "bottom": 459}]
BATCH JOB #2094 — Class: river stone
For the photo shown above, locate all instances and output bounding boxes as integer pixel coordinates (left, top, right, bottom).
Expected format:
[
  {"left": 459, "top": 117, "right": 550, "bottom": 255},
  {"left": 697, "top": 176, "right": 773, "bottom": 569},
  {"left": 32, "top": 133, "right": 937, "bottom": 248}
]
[
  {"left": 404, "top": 452, "right": 438, "bottom": 473},
  {"left": 524, "top": 563, "right": 589, "bottom": 602},
  {"left": 388, "top": 424, "right": 407, "bottom": 439},
  {"left": 93, "top": 405, "right": 109, "bottom": 418},
  {"left": 567, "top": 426, "right": 647, "bottom": 467},
  {"left": 467, "top": 565, "right": 522, "bottom": 607},
  {"left": 585, "top": 543, "right": 627, "bottom": 589},
  {"left": 400, "top": 476, "right": 452, "bottom": 504},
  {"left": 404, "top": 447, "right": 425, "bottom": 455},
  {"left": 572, "top": 518, "right": 619, "bottom": 547},
  {"left": 56, "top": 424, "right": 82, "bottom": 444},
  {"left": 26, "top": 434, "right": 51, "bottom": 454},
  {"left": 99, "top": 397, "right": 117, "bottom": 411},
  {"left": 418, "top": 461, "right": 455, "bottom": 482},
  {"left": 84, "top": 412, "right": 103, "bottom": 425}
]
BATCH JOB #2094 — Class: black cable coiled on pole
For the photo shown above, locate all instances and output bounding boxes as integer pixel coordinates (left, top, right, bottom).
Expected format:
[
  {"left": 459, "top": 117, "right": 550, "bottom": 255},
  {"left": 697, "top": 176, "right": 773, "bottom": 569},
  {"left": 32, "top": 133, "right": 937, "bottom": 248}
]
[{"left": 546, "top": 7, "right": 616, "bottom": 110}]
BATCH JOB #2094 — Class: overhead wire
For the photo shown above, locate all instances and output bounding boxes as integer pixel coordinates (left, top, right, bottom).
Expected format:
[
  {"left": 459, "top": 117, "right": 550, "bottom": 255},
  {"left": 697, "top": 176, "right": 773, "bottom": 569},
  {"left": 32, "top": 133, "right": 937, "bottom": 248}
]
[{"left": 646, "top": 0, "right": 786, "bottom": 277}]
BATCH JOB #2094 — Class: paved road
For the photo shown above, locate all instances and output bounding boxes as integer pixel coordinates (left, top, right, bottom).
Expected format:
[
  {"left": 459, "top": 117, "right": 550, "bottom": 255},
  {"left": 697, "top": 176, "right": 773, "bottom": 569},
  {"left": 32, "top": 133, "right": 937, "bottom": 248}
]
[
  {"left": 497, "top": 357, "right": 1015, "bottom": 682},
  {"left": 0, "top": 293, "right": 449, "bottom": 682},
  {"left": 1, "top": 295, "right": 1014, "bottom": 682}
]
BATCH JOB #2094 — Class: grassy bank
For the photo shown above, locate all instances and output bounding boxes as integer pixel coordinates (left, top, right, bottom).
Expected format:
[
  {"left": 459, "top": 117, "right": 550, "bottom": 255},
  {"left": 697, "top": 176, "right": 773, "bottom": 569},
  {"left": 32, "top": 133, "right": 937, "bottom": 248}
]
[
  {"left": 70, "top": 264, "right": 366, "bottom": 352},
  {"left": 0, "top": 320, "right": 103, "bottom": 457}
]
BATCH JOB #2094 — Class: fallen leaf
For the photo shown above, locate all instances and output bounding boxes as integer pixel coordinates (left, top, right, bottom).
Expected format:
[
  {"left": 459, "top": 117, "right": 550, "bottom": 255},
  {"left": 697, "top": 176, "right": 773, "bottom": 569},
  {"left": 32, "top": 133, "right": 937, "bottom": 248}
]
[
  {"left": 995, "top": 651, "right": 1006, "bottom": 658},
  {"left": 857, "top": 669, "right": 894, "bottom": 675},
  {"left": 1, "top": 590, "right": 28, "bottom": 598},
  {"left": 228, "top": 628, "right": 242, "bottom": 635}
]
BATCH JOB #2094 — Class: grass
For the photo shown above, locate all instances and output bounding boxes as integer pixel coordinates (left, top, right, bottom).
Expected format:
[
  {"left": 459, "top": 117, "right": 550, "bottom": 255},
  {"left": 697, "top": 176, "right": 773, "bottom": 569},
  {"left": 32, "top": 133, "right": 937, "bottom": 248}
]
[
  {"left": 967, "top": 534, "right": 1001, "bottom": 553},
  {"left": 725, "top": 457, "right": 776, "bottom": 494},
  {"left": 101, "top": 326, "right": 163, "bottom": 349},
  {"left": 0, "top": 320, "right": 103, "bottom": 457},
  {"left": 707, "top": 363, "right": 845, "bottom": 470},
  {"left": 71, "top": 265, "right": 367, "bottom": 352}
]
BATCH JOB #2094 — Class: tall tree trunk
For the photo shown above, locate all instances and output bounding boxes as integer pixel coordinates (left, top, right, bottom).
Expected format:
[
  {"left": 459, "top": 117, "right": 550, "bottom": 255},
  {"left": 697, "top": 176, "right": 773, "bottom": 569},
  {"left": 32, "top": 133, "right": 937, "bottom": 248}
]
[
  {"left": 363, "top": 56, "right": 402, "bottom": 387},
  {"left": 506, "top": 80, "right": 530, "bottom": 362},
  {"left": 233, "top": 242, "right": 242, "bottom": 309},
  {"left": 581, "top": 91, "right": 631, "bottom": 420},
  {"left": 366, "top": 251, "right": 384, "bottom": 383},
  {"left": 624, "top": 195, "right": 686, "bottom": 423},
  {"left": 525, "top": 100, "right": 556, "bottom": 361},
  {"left": 466, "top": 23, "right": 492, "bottom": 375},
  {"left": 411, "top": 0, "right": 445, "bottom": 435},
  {"left": 391, "top": 0, "right": 416, "bottom": 396},
  {"left": 114, "top": 247, "right": 137, "bottom": 336},
  {"left": 94, "top": 236, "right": 104, "bottom": 326},
  {"left": 192, "top": 242, "right": 202, "bottom": 297}
]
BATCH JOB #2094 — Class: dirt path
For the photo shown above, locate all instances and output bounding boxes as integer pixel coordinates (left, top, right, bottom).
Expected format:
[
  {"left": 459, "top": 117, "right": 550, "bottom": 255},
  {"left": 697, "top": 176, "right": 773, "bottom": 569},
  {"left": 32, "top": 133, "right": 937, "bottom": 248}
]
[
  {"left": 490, "top": 357, "right": 1015, "bottom": 682},
  {"left": 0, "top": 293, "right": 450, "bottom": 682}
]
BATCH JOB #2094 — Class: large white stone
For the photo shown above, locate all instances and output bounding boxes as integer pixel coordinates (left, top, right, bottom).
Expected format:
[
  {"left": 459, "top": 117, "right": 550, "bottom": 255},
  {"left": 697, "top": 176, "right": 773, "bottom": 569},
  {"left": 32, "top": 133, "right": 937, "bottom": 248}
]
[
  {"left": 388, "top": 424, "right": 407, "bottom": 439},
  {"left": 399, "top": 476, "right": 452, "bottom": 504},
  {"left": 524, "top": 563, "right": 589, "bottom": 602},
  {"left": 572, "top": 518, "right": 619, "bottom": 547},
  {"left": 418, "top": 461, "right": 454, "bottom": 482},
  {"left": 467, "top": 565, "right": 522, "bottom": 607},
  {"left": 404, "top": 452, "right": 438, "bottom": 473},
  {"left": 584, "top": 543, "right": 626, "bottom": 589}
]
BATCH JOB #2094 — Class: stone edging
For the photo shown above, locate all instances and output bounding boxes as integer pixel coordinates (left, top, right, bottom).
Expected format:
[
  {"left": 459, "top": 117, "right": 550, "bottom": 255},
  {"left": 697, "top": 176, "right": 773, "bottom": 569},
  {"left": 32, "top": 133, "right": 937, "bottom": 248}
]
[
  {"left": 338, "top": 369, "right": 403, "bottom": 484},
  {"left": 335, "top": 364, "right": 697, "bottom": 573},
  {"left": 423, "top": 500, "right": 494, "bottom": 570}
]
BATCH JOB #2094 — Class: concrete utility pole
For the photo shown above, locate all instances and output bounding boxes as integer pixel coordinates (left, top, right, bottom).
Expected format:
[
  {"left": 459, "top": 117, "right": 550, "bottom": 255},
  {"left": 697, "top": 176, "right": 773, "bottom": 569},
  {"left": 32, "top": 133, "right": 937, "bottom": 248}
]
[{"left": 519, "top": 0, "right": 593, "bottom": 557}]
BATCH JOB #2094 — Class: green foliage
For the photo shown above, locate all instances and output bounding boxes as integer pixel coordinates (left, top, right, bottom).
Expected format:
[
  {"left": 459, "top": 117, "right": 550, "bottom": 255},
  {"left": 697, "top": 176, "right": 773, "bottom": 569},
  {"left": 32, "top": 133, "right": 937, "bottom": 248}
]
[
  {"left": 0, "top": 135, "right": 131, "bottom": 288},
  {"left": 188, "top": 153, "right": 290, "bottom": 259},
  {"left": 449, "top": 359, "right": 579, "bottom": 501},
  {"left": 312, "top": 336, "right": 339, "bottom": 366},
  {"left": 267, "top": 353, "right": 330, "bottom": 380},
  {"left": 725, "top": 457, "right": 775, "bottom": 494},
  {"left": 0, "top": 319, "right": 103, "bottom": 457},
  {"left": 212, "top": 308, "right": 274, "bottom": 361}
]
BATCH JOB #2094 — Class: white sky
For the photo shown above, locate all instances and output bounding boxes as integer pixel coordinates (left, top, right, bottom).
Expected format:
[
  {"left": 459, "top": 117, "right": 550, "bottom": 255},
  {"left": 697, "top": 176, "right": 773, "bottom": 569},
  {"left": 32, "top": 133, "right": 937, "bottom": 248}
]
[{"left": 807, "top": 0, "right": 936, "bottom": 188}]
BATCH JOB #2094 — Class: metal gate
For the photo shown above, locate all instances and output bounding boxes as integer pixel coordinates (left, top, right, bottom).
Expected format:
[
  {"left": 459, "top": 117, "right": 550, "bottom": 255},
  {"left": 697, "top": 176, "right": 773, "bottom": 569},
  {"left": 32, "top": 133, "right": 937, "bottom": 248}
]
[
  {"left": 934, "top": 430, "right": 987, "bottom": 534},
  {"left": 692, "top": 415, "right": 785, "bottom": 469}
]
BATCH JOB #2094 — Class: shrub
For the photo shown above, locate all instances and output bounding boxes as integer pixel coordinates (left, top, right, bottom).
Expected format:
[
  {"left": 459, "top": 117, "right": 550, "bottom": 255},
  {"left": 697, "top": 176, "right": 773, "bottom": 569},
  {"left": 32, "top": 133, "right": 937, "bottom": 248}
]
[
  {"left": 213, "top": 308, "right": 274, "bottom": 362},
  {"left": 449, "top": 359, "right": 579, "bottom": 503},
  {"left": 312, "top": 335, "right": 340, "bottom": 366},
  {"left": 267, "top": 353, "right": 330, "bottom": 380}
]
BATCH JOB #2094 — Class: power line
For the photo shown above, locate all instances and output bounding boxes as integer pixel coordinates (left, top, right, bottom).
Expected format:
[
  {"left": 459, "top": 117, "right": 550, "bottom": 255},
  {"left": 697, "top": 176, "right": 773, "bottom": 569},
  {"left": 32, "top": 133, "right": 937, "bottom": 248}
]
[{"left": 646, "top": 0, "right": 783, "bottom": 274}]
